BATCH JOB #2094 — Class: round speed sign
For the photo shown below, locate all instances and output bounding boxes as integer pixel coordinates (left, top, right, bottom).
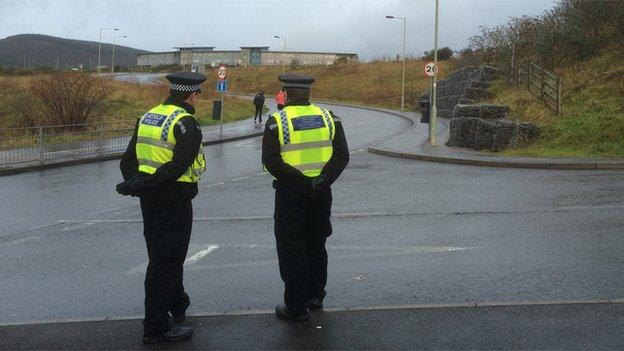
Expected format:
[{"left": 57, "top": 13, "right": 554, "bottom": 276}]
[
  {"left": 424, "top": 62, "right": 437, "bottom": 77},
  {"left": 217, "top": 64, "right": 228, "bottom": 80}
]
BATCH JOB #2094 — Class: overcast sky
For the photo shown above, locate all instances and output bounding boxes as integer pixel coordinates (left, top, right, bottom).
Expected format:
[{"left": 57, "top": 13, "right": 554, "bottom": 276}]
[{"left": 2, "top": 0, "right": 556, "bottom": 60}]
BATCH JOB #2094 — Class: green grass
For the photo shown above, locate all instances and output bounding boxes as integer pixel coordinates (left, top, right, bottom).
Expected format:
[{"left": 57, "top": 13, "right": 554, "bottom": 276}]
[{"left": 486, "top": 49, "right": 624, "bottom": 157}]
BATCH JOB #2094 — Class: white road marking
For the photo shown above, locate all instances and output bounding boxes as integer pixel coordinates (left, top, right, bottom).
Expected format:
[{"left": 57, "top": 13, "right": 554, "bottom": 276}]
[
  {"left": 128, "top": 262, "right": 147, "bottom": 275},
  {"left": 231, "top": 176, "right": 249, "bottom": 182},
  {"left": 56, "top": 203, "right": 624, "bottom": 226},
  {"left": 206, "top": 182, "right": 225, "bottom": 187},
  {"left": 129, "top": 244, "right": 219, "bottom": 274},
  {"left": 256, "top": 171, "right": 268, "bottom": 176},
  {"left": 187, "top": 245, "right": 476, "bottom": 272},
  {"left": 185, "top": 245, "right": 219, "bottom": 266},
  {"left": 61, "top": 223, "right": 95, "bottom": 232},
  {"left": 234, "top": 140, "right": 257, "bottom": 147}
]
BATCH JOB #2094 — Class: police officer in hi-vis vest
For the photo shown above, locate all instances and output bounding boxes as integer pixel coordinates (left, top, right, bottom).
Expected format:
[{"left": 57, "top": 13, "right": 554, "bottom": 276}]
[
  {"left": 116, "top": 72, "right": 207, "bottom": 344},
  {"left": 262, "top": 74, "right": 349, "bottom": 322}
]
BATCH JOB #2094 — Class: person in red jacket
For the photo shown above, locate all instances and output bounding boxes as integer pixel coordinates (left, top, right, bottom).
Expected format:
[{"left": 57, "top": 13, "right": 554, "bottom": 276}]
[{"left": 275, "top": 88, "right": 287, "bottom": 110}]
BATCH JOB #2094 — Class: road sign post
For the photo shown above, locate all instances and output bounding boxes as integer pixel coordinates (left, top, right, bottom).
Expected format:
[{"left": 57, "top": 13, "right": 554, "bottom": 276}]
[
  {"left": 216, "top": 64, "right": 228, "bottom": 139},
  {"left": 424, "top": 62, "right": 436, "bottom": 139}
]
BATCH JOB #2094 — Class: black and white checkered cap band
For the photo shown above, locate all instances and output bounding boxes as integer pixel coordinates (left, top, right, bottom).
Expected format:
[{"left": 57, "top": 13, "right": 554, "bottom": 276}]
[{"left": 170, "top": 83, "right": 201, "bottom": 92}]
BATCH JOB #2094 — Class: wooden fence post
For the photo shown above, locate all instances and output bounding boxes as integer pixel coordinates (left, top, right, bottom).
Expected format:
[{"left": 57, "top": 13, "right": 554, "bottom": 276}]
[
  {"left": 527, "top": 61, "right": 532, "bottom": 91},
  {"left": 540, "top": 71, "right": 546, "bottom": 102},
  {"left": 556, "top": 76, "right": 562, "bottom": 115}
]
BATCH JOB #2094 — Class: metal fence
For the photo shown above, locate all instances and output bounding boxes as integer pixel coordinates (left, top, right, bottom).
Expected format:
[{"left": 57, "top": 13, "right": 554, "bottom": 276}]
[{"left": 0, "top": 121, "right": 135, "bottom": 167}]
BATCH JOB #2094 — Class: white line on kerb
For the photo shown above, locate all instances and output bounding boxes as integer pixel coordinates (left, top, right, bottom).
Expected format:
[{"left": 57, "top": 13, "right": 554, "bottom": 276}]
[{"left": 185, "top": 245, "right": 219, "bottom": 266}]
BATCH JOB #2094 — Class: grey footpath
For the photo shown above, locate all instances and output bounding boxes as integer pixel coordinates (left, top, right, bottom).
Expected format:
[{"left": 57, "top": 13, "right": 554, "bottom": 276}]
[{"left": 2, "top": 300, "right": 623, "bottom": 350}]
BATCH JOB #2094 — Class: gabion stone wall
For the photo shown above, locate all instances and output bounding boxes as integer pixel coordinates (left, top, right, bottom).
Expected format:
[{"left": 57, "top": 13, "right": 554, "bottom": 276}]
[
  {"left": 426, "top": 65, "right": 500, "bottom": 119},
  {"left": 446, "top": 117, "right": 539, "bottom": 152}
]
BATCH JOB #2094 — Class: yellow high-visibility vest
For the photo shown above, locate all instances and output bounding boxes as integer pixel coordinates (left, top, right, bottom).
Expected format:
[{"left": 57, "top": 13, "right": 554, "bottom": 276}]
[
  {"left": 273, "top": 104, "right": 335, "bottom": 177},
  {"left": 135, "top": 104, "right": 206, "bottom": 183}
]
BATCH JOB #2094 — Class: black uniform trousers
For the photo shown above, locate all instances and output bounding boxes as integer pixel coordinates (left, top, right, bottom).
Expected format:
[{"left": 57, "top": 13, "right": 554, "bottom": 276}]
[
  {"left": 140, "top": 197, "right": 192, "bottom": 336},
  {"left": 274, "top": 187, "right": 332, "bottom": 314},
  {"left": 254, "top": 104, "right": 263, "bottom": 120}
]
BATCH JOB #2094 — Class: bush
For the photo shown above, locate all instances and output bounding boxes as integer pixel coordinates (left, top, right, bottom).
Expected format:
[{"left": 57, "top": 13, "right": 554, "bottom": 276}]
[
  {"left": 30, "top": 72, "right": 110, "bottom": 128},
  {"left": 422, "top": 47, "right": 454, "bottom": 61}
]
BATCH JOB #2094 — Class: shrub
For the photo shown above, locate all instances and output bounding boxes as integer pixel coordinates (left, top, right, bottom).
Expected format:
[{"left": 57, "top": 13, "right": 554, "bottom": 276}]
[
  {"left": 422, "top": 47, "right": 454, "bottom": 61},
  {"left": 30, "top": 72, "right": 110, "bottom": 129}
]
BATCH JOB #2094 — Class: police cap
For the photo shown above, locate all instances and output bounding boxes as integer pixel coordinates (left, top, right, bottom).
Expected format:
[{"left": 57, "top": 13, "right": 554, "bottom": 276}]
[
  {"left": 166, "top": 72, "right": 207, "bottom": 92},
  {"left": 278, "top": 74, "right": 315, "bottom": 89}
]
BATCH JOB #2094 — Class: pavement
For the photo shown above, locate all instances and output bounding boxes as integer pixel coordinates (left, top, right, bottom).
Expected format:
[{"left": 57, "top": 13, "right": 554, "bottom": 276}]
[{"left": 2, "top": 300, "right": 623, "bottom": 350}]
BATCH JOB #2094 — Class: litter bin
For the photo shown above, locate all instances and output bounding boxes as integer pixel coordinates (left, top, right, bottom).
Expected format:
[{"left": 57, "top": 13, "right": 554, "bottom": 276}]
[
  {"left": 420, "top": 100, "right": 430, "bottom": 124},
  {"left": 212, "top": 100, "right": 222, "bottom": 120}
]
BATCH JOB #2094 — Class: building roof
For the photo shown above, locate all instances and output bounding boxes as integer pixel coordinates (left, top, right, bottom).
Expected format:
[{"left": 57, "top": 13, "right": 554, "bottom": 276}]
[
  {"left": 239, "top": 46, "right": 270, "bottom": 50},
  {"left": 174, "top": 46, "right": 215, "bottom": 51}
]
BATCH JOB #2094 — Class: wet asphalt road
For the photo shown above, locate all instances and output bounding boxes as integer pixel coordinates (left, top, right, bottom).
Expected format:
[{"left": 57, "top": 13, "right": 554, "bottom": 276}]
[{"left": 1, "top": 105, "right": 624, "bottom": 325}]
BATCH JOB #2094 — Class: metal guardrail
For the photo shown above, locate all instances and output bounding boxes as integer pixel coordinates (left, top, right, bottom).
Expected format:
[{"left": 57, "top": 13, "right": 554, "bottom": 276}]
[{"left": 0, "top": 121, "right": 135, "bottom": 167}]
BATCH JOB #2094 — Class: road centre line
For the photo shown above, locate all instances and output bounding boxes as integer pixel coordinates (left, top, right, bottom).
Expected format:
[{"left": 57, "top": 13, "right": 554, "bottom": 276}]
[
  {"left": 55, "top": 203, "right": 624, "bottom": 226},
  {"left": 3, "top": 298, "right": 623, "bottom": 327}
]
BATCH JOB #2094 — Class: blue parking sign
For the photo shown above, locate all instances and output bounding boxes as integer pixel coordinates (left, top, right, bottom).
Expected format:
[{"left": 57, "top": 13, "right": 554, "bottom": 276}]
[{"left": 217, "top": 79, "right": 228, "bottom": 92}]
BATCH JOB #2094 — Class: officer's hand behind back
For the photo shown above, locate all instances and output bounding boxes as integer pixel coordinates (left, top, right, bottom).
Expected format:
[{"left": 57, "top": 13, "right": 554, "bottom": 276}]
[{"left": 310, "top": 176, "right": 326, "bottom": 197}]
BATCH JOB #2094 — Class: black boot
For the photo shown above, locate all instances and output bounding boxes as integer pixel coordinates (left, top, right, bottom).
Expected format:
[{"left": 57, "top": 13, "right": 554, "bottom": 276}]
[
  {"left": 307, "top": 298, "right": 323, "bottom": 311},
  {"left": 275, "top": 304, "right": 310, "bottom": 322},
  {"left": 143, "top": 325, "right": 193, "bottom": 344}
]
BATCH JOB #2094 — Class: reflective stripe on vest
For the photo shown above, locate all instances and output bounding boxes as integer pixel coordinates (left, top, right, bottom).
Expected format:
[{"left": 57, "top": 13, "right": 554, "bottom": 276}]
[
  {"left": 273, "top": 104, "right": 335, "bottom": 178},
  {"left": 136, "top": 104, "right": 206, "bottom": 183}
]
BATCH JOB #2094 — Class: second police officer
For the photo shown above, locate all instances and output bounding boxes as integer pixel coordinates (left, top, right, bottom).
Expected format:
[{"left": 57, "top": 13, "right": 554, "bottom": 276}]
[{"left": 262, "top": 74, "right": 349, "bottom": 321}]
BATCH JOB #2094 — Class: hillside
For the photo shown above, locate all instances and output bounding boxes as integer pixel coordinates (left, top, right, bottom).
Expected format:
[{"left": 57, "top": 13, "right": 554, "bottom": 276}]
[
  {"left": 224, "top": 59, "right": 449, "bottom": 110},
  {"left": 486, "top": 48, "right": 624, "bottom": 157},
  {"left": 0, "top": 34, "right": 147, "bottom": 69}
]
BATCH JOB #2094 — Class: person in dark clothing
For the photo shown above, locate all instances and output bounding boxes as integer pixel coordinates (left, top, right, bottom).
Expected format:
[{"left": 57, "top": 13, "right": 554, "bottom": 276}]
[
  {"left": 262, "top": 74, "right": 349, "bottom": 322},
  {"left": 116, "top": 72, "right": 207, "bottom": 344},
  {"left": 253, "top": 91, "right": 265, "bottom": 123}
]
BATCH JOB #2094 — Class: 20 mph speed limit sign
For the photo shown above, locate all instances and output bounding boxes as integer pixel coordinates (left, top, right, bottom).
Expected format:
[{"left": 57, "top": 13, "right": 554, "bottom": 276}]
[
  {"left": 424, "top": 62, "right": 437, "bottom": 77},
  {"left": 217, "top": 64, "right": 228, "bottom": 79}
]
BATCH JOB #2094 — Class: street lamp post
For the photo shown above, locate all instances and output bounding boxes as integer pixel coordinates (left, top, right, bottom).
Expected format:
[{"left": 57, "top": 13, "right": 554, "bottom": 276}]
[
  {"left": 274, "top": 35, "right": 287, "bottom": 74},
  {"left": 386, "top": 15, "right": 407, "bottom": 112},
  {"left": 111, "top": 35, "right": 127, "bottom": 73},
  {"left": 97, "top": 27, "right": 119, "bottom": 74},
  {"left": 430, "top": 0, "right": 439, "bottom": 146}
]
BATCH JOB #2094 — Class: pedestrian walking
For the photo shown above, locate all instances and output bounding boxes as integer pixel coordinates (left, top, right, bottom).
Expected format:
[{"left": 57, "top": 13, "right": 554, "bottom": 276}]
[
  {"left": 253, "top": 91, "right": 265, "bottom": 123},
  {"left": 275, "top": 87, "right": 287, "bottom": 111},
  {"left": 116, "top": 72, "right": 207, "bottom": 344},
  {"left": 262, "top": 74, "right": 349, "bottom": 322}
]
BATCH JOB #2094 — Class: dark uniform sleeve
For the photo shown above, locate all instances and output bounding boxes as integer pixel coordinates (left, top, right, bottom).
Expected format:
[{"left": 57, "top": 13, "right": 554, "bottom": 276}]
[
  {"left": 119, "top": 119, "right": 139, "bottom": 181},
  {"left": 143, "top": 116, "right": 203, "bottom": 187},
  {"left": 261, "top": 115, "right": 313, "bottom": 191},
  {"left": 320, "top": 111, "right": 349, "bottom": 187}
]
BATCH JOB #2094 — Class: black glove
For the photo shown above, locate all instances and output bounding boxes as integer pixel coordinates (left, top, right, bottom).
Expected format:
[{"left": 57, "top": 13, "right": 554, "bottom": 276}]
[
  {"left": 116, "top": 176, "right": 147, "bottom": 197},
  {"left": 310, "top": 176, "right": 326, "bottom": 197}
]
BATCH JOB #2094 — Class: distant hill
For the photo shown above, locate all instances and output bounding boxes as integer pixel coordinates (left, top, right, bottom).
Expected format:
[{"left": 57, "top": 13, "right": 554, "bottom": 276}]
[{"left": 0, "top": 34, "right": 149, "bottom": 69}]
